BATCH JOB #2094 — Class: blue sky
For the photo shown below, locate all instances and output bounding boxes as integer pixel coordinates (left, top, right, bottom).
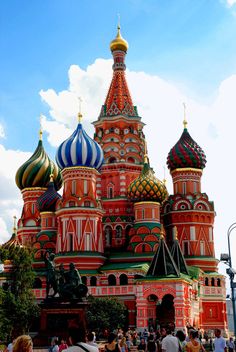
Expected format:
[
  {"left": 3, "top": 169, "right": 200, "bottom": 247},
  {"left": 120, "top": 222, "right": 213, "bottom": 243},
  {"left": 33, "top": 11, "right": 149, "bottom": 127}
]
[
  {"left": 1, "top": 0, "right": 236, "bottom": 152},
  {"left": 1, "top": 0, "right": 236, "bottom": 273}
]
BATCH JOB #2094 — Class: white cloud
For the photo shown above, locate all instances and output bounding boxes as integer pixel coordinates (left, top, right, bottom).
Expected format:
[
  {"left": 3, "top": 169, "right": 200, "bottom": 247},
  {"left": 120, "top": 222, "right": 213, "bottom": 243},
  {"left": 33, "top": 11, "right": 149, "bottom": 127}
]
[
  {"left": 227, "top": 0, "right": 236, "bottom": 6},
  {"left": 0, "top": 144, "right": 31, "bottom": 243}
]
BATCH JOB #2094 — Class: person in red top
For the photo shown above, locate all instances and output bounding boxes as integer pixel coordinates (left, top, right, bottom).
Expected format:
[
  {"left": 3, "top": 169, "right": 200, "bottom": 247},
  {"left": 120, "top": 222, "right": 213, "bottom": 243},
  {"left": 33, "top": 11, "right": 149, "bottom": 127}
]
[{"left": 59, "top": 338, "right": 68, "bottom": 352}]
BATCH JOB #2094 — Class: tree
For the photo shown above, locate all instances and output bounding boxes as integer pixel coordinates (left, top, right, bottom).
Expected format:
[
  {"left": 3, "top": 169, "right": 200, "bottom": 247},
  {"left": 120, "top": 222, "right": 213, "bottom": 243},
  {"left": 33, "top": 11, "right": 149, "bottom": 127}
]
[
  {"left": 0, "top": 246, "right": 40, "bottom": 340},
  {"left": 86, "top": 295, "right": 127, "bottom": 333}
]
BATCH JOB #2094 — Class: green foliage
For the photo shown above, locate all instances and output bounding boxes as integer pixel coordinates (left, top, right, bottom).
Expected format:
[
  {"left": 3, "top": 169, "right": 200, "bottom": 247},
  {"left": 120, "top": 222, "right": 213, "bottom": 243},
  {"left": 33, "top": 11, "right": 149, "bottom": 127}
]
[
  {"left": 0, "top": 246, "right": 40, "bottom": 340},
  {"left": 86, "top": 295, "right": 127, "bottom": 333}
]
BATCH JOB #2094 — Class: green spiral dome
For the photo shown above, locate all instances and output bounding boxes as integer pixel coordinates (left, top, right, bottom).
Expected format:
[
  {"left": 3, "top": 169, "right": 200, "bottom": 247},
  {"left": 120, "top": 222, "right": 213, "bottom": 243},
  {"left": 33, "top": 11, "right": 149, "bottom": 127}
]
[
  {"left": 15, "top": 140, "right": 62, "bottom": 191},
  {"left": 127, "top": 158, "right": 168, "bottom": 203}
]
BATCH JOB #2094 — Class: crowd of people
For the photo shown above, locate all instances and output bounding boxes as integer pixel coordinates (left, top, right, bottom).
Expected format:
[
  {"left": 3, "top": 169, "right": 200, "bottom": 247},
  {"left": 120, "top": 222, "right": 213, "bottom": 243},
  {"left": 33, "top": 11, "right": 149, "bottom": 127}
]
[{"left": 1, "top": 326, "right": 236, "bottom": 352}]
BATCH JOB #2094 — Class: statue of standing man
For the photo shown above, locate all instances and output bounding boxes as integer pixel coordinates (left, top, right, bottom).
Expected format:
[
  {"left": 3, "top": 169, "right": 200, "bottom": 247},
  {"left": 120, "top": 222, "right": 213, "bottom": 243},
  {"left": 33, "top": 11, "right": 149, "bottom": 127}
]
[{"left": 44, "top": 252, "right": 58, "bottom": 298}]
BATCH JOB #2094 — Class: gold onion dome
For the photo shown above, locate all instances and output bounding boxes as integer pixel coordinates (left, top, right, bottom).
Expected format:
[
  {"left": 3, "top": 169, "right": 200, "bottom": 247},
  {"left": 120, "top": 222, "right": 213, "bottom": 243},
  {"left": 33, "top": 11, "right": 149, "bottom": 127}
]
[
  {"left": 110, "top": 25, "right": 129, "bottom": 52},
  {"left": 15, "top": 132, "right": 62, "bottom": 191},
  {"left": 127, "top": 156, "right": 168, "bottom": 203}
]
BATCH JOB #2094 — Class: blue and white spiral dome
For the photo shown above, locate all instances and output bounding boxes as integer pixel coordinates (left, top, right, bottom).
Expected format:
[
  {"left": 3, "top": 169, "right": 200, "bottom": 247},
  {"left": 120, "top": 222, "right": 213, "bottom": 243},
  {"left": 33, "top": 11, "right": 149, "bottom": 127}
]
[{"left": 56, "top": 123, "right": 104, "bottom": 170}]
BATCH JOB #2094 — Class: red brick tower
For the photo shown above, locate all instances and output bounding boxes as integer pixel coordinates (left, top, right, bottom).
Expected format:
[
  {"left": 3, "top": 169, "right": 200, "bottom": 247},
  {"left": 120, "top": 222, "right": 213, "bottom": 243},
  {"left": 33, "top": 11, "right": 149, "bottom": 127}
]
[
  {"left": 163, "top": 118, "right": 218, "bottom": 272},
  {"left": 93, "top": 26, "right": 146, "bottom": 249}
]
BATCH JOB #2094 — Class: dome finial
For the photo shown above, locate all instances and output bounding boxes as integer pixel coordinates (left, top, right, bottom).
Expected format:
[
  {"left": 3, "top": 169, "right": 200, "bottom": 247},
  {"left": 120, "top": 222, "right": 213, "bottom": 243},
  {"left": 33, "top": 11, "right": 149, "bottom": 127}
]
[
  {"left": 78, "top": 97, "right": 83, "bottom": 123},
  {"left": 117, "top": 13, "right": 121, "bottom": 30},
  {"left": 39, "top": 114, "right": 43, "bottom": 140},
  {"left": 143, "top": 139, "right": 149, "bottom": 164},
  {"left": 110, "top": 21, "right": 129, "bottom": 52},
  {"left": 50, "top": 162, "right": 54, "bottom": 182},
  {"left": 183, "top": 102, "right": 188, "bottom": 129},
  {"left": 163, "top": 165, "right": 167, "bottom": 185},
  {"left": 13, "top": 215, "right": 17, "bottom": 234}
]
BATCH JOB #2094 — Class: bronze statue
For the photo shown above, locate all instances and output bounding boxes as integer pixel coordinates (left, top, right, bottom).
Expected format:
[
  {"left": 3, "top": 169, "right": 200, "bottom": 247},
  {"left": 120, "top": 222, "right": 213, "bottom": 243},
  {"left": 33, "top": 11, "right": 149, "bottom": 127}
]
[{"left": 44, "top": 252, "right": 58, "bottom": 298}]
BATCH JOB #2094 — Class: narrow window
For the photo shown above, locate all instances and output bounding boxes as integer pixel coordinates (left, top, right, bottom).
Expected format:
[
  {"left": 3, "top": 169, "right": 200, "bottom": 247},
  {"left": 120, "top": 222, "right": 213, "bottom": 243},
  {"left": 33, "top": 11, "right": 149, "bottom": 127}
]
[
  {"left": 182, "top": 182, "right": 186, "bottom": 194},
  {"left": 209, "top": 227, "right": 213, "bottom": 241},
  {"left": 200, "top": 241, "right": 205, "bottom": 255},
  {"left": 183, "top": 241, "right": 189, "bottom": 255},
  {"left": 190, "top": 226, "right": 196, "bottom": 241},
  {"left": 72, "top": 180, "right": 76, "bottom": 195},
  {"left": 69, "top": 233, "right": 73, "bottom": 251},
  {"left": 84, "top": 180, "right": 88, "bottom": 195}
]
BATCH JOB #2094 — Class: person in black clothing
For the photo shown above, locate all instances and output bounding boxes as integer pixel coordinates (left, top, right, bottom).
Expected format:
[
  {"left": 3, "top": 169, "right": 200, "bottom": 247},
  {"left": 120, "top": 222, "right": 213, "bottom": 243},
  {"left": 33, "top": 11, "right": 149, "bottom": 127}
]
[
  {"left": 105, "top": 333, "right": 121, "bottom": 352},
  {"left": 146, "top": 334, "right": 157, "bottom": 352},
  {"left": 138, "top": 338, "right": 147, "bottom": 351}
]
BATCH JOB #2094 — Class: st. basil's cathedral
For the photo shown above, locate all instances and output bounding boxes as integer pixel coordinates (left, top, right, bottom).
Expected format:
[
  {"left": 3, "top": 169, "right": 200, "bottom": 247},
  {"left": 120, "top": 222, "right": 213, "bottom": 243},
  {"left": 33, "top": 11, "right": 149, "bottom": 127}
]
[{"left": 3, "top": 26, "right": 228, "bottom": 333}]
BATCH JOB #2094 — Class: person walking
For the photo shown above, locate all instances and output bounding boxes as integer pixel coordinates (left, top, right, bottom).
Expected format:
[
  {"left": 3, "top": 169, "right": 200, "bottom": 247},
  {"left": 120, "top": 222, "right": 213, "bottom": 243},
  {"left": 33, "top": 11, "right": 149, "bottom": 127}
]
[
  {"left": 161, "top": 327, "right": 179, "bottom": 352},
  {"left": 64, "top": 325, "right": 99, "bottom": 352},
  {"left": 227, "top": 337, "right": 235, "bottom": 352},
  {"left": 213, "top": 329, "right": 227, "bottom": 352}
]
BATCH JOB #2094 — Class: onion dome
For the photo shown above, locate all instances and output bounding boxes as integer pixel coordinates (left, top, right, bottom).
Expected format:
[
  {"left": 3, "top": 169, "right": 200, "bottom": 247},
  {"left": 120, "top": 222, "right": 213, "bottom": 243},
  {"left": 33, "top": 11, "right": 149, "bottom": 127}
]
[
  {"left": 1, "top": 216, "right": 21, "bottom": 249},
  {"left": 167, "top": 120, "right": 206, "bottom": 171},
  {"left": 56, "top": 115, "right": 104, "bottom": 170},
  {"left": 128, "top": 156, "right": 168, "bottom": 203},
  {"left": 36, "top": 174, "right": 61, "bottom": 212},
  {"left": 15, "top": 130, "right": 62, "bottom": 191},
  {"left": 110, "top": 25, "right": 129, "bottom": 52}
]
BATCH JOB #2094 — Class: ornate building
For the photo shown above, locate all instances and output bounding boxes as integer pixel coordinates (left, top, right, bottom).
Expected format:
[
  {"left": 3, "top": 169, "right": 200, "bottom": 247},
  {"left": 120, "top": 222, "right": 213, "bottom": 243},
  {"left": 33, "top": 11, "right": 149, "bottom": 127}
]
[{"left": 3, "top": 26, "right": 228, "bottom": 333}]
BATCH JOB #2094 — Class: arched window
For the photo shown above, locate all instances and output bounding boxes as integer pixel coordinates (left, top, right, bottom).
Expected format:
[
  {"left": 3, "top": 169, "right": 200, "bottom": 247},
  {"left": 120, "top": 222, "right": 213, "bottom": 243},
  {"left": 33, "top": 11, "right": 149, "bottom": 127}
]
[
  {"left": 211, "top": 278, "right": 215, "bottom": 286},
  {"left": 72, "top": 180, "right": 76, "bottom": 195},
  {"left": 33, "top": 278, "right": 42, "bottom": 289},
  {"left": 109, "top": 187, "right": 113, "bottom": 198},
  {"left": 105, "top": 226, "right": 112, "bottom": 247},
  {"left": 116, "top": 226, "right": 122, "bottom": 238},
  {"left": 90, "top": 276, "right": 97, "bottom": 286},
  {"left": 81, "top": 276, "right": 87, "bottom": 285},
  {"left": 205, "top": 277, "right": 209, "bottom": 286},
  {"left": 217, "top": 278, "right": 221, "bottom": 287},
  {"left": 108, "top": 274, "right": 116, "bottom": 286},
  {"left": 127, "top": 157, "right": 135, "bottom": 163},
  {"left": 109, "top": 157, "right": 116, "bottom": 163},
  {"left": 120, "top": 274, "right": 128, "bottom": 285}
]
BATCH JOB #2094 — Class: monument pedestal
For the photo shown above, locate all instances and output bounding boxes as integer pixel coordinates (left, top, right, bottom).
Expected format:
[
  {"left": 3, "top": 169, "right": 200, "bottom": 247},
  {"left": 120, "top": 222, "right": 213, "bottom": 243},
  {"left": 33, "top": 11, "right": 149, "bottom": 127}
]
[{"left": 34, "top": 299, "right": 88, "bottom": 346}]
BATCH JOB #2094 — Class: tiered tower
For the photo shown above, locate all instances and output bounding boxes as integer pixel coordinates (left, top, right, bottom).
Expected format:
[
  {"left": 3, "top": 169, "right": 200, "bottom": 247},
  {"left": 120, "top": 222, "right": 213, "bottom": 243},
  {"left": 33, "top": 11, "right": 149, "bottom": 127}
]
[
  {"left": 54, "top": 113, "right": 105, "bottom": 270},
  {"left": 163, "top": 117, "right": 218, "bottom": 272},
  {"left": 93, "top": 26, "right": 146, "bottom": 249},
  {"left": 127, "top": 154, "right": 168, "bottom": 254}
]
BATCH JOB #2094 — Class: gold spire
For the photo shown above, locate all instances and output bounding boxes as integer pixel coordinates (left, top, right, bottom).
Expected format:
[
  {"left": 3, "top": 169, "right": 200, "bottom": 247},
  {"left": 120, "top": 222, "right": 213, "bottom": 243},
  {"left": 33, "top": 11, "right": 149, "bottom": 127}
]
[
  {"left": 143, "top": 139, "right": 148, "bottom": 164},
  {"left": 50, "top": 162, "right": 54, "bottom": 182},
  {"left": 13, "top": 216, "right": 17, "bottom": 234},
  {"left": 78, "top": 97, "right": 83, "bottom": 123},
  {"left": 39, "top": 114, "right": 43, "bottom": 140},
  {"left": 163, "top": 165, "right": 167, "bottom": 185},
  {"left": 183, "top": 102, "right": 188, "bottom": 129},
  {"left": 110, "top": 22, "right": 129, "bottom": 52}
]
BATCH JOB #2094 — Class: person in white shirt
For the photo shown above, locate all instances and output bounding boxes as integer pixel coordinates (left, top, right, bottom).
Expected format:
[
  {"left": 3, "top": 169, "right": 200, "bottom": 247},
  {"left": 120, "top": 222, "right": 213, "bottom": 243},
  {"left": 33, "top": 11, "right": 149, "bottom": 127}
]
[
  {"left": 161, "top": 327, "right": 179, "bottom": 352},
  {"left": 64, "top": 326, "right": 99, "bottom": 352},
  {"left": 213, "top": 329, "right": 227, "bottom": 352}
]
